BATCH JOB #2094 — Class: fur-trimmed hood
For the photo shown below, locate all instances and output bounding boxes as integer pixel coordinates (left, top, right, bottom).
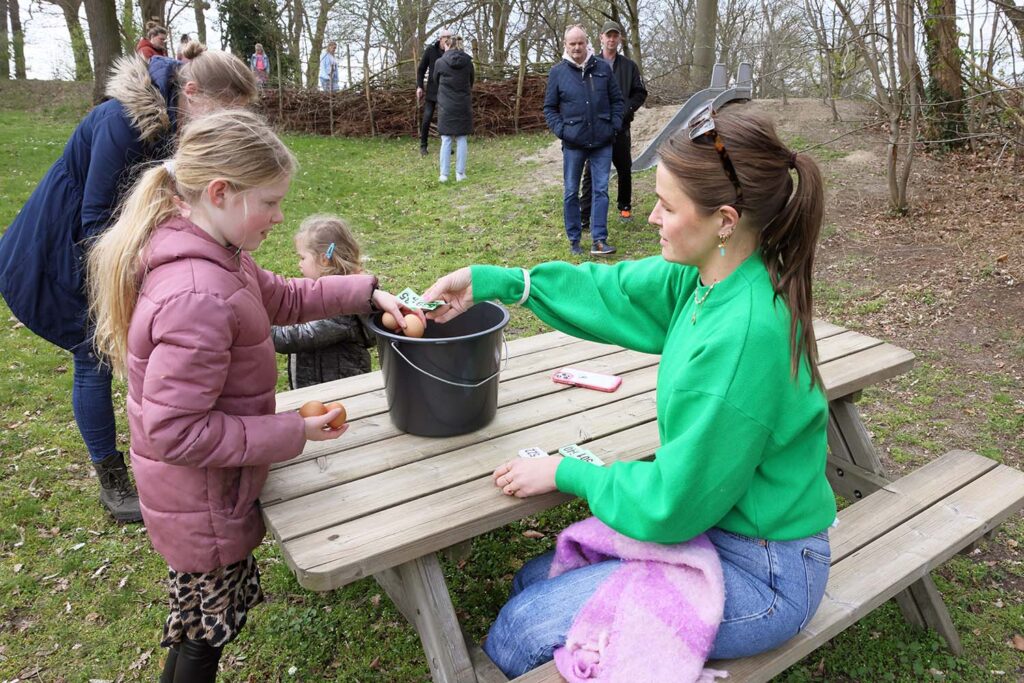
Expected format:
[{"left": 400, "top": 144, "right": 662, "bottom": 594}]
[{"left": 104, "top": 55, "right": 177, "bottom": 143}]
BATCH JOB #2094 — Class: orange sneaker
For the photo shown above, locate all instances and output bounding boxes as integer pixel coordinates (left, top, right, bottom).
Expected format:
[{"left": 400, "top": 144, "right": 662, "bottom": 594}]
[{"left": 619, "top": 210, "right": 632, "bottom": 222}]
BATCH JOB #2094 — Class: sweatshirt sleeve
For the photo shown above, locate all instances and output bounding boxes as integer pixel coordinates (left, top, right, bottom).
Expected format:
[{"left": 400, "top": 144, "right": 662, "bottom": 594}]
[
  {"left": 555, "top": 389, "right": 771, "bottom": 542},
  {"left": 141, "top": 292, "right": 306, "bottom": 468},
  {"left": 254, "top": 264, "right": 376, "bottom": 326},
  {"left": 471, "top": 258, "right": 690, "bottom": 354}
]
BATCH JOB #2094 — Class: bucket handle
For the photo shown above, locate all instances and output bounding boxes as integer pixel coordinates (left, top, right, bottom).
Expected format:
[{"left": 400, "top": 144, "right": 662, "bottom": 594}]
[{"left": 388, "top": 334, "right": 508, "bottom": 389}]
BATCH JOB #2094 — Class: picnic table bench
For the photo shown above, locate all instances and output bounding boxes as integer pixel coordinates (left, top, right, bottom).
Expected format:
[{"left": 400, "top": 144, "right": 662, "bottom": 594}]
[{"left": 263, "top": 320, "right": 1024, "bottom": 682}]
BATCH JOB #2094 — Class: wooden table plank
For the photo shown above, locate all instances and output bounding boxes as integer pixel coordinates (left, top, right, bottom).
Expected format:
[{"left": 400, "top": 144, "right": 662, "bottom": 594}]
[
  {"left": 818, "top": 343, "right": 915, "bottom": 400},
  {"left": 275, "top": 422, "right": 663, "bottom": 591},
  {"left": 268, "top": 389, "right": 659, "bottom": 543},
  {"left": 261, "top": 361, "right": 659, "bottom": 504},
  {"left": 264, "top": 321, "right": 919, "bottom": 593},
  {"left": 271, "top": 342, "right": 652, "bottom": 467}
]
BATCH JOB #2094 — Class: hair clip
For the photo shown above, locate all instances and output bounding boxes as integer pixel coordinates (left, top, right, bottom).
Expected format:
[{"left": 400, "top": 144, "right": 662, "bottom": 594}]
[
  {"left": 162, "top": 160, "right": 176, "bottom": 176},
  {"left": 325, "top": 242, "right": 336, "bottom": 259}
]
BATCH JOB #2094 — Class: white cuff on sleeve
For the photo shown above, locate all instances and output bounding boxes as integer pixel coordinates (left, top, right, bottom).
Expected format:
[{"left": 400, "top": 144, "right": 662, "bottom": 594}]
[{"left": 516, "top": 268, "right": 531, "bottom": 305}]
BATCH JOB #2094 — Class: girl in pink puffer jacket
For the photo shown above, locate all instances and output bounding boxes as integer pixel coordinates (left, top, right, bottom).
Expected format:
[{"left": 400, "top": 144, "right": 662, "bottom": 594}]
[{"left": 86, "top": 110, "right": 417, "bottom": 682}]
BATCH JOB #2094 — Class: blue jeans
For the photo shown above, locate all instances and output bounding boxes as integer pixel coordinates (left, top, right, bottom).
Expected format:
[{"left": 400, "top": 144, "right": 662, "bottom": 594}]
[
  {"left": 439, "top": 135, "right": 468, "bottom": 179},
  {"left": 562, "top": 144, "right": 612, "bottom": 243},
  {"left": 71, "top": 344, "right": 119, "bottom": 463},
  {"left": 483, "top": 527, "right": 831, "bottom": 678}
]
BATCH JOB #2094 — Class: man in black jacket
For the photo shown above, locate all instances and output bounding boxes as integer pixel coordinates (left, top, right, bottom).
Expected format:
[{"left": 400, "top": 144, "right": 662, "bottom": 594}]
[
  {"left": 581, "top": 20, "right": 648, "bottom": 229},
  {"left": 416, "top": 29, "right": 453, "bottom": 156}
]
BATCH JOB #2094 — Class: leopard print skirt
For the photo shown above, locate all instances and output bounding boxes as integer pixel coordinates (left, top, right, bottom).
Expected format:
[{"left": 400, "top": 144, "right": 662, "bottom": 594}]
[{"left": 161, "top": 554, "right": 264, "bottom": 648}]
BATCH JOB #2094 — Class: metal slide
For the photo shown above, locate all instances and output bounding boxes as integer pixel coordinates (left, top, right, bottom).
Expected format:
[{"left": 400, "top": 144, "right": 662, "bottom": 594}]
[{"left": 632, "top": 61, "right": 753, "bottom": 172}]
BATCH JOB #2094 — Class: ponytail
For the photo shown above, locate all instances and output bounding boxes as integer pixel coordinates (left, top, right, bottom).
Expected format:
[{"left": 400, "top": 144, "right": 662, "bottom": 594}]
[
  {"left": 760, "top": 152, "right": 824, "bottom": 387},
  {"left": 87, "top": 164, "right": 179, "bottom": 374}
]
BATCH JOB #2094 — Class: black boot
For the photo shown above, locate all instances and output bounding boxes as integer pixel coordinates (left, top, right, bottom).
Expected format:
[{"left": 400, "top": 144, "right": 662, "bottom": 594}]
[
  {"left": 160, "top": 646, "right": 179, "bottom": 683},
  {"left": 172, "top": 638, "right": 223, "bottom": 682},
  {"left": 92, "top": 452, "right": 142, "bottom": 523}
]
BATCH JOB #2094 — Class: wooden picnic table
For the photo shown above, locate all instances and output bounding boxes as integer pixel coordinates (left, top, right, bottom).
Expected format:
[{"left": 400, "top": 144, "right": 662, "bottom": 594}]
[{"left": 263, "top": 319, "right": 929, "bottom": 682}]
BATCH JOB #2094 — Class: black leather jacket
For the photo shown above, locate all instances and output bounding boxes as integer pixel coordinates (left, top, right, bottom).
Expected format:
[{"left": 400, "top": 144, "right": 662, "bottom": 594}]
[{"left": 271, "top": 314, "right": 374, "bottom": 389}]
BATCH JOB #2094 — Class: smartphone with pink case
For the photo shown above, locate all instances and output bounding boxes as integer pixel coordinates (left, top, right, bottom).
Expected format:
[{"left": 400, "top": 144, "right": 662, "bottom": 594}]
[{"left": 552, "top": 367, "right": 623, "bottom": 392}]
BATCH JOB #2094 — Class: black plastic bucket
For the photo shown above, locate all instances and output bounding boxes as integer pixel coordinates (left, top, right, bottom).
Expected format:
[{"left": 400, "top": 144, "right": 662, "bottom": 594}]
[{"left": 366, "top": 301, "right": 509, "bottom": 437}]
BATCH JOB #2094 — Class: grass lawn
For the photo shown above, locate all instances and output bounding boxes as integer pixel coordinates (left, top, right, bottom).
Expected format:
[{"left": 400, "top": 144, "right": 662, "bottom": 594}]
[{"left": 1, "top": 97, "right": 1021, "bottom": 682}]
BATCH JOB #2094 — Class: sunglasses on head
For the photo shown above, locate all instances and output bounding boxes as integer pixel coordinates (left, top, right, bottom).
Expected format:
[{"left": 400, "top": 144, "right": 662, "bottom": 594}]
[{"left": 688, "top": 104, "right": 744, "bottom": 212}]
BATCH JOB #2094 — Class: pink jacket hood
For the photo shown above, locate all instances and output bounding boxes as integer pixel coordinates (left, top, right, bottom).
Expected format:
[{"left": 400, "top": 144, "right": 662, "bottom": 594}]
[{"left": 127, "top": 217, "right": 376, "bottom": 572}]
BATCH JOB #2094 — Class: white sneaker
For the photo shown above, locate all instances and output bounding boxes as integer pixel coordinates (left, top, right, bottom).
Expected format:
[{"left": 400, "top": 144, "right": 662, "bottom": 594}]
[
  {"left": 439, "top": 175, "right": 449, "bottom": 183},
  {"left": 456, "top": 174, "right": 467, "bottom": 182}
]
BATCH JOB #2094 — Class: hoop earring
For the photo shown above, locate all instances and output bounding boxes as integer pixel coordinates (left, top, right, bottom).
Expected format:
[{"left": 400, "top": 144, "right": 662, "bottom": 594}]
[{"left": 718, "top": 232, "right": 731, "bottom": 257}]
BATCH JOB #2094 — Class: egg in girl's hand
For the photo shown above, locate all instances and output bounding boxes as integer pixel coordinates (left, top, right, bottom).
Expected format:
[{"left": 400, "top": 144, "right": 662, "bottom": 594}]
[
  {"left": 298, "top": 399, "right": 347, "bottom": 430},
  {"left": 381, "top": 312, "right": 399, "bottom": 331},
  {"left": 403, "top": 313, "right": 425, "bottom": 338},
  {"left": 299, "top": 400, "right": 327, "bottom": 418},
  {"left": 324, "top": 402, "right": 347, "bottom": 429}
]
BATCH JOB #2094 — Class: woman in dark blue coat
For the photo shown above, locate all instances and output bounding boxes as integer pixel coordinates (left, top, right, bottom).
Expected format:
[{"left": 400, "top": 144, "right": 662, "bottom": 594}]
[{"left": 0, "top": 43, "right": 257, "bottom": 522}]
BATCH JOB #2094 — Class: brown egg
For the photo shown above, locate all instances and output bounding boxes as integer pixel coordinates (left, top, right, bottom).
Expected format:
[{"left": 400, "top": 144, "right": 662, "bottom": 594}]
[
  {"left": 324, "top": 402, "right": 347, "bottom": 430},
  {"left": 381, "top": 312, "right": 399, "bottom": 331},
  {"left": 403, "top": 313, "right": 425, "bottom": 338},
  {"left": 298, "top": 400, "right": 327, "bottom": 418}
]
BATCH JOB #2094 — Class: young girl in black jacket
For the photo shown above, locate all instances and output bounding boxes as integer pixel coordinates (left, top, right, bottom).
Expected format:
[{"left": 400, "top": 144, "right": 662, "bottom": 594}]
[{"left": 272, "top": 215, "right": 374, "bottom": 388}]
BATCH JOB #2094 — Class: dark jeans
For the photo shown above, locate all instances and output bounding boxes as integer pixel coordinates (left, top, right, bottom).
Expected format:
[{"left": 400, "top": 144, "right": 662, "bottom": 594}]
[
  {"left": 419, "top": 99, "right": 437, "bottom": 148},
  {"left": 582, "top": 128, "right": 633, "bottom": 228},
  {"left": 562, "top": 144, "right": 612, "bottom": 244},
  {"left": 72, "top": 343, "right": 118, "bottom": 463}
]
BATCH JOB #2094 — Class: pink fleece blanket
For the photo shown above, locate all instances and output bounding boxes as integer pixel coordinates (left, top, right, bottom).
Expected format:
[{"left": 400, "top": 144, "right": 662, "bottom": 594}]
[{"left": 549, "top": 517, "right": 728, "bottom": 682}]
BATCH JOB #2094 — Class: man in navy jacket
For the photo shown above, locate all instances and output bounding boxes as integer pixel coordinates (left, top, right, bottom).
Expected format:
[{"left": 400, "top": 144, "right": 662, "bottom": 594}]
[{"left": 543, "top": 25, "right": 624, "bottom": 256}]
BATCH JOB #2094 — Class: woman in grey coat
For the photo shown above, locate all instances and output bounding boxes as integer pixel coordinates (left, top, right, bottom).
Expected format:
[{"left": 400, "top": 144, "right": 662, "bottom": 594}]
[{"left": 433, "top": 37, "right": 475, "bottom": 182}]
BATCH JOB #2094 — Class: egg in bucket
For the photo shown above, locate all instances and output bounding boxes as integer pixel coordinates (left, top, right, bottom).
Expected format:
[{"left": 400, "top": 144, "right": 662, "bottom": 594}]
[{"left": 367, "top": 301, "right": 509, "bottom": 437}]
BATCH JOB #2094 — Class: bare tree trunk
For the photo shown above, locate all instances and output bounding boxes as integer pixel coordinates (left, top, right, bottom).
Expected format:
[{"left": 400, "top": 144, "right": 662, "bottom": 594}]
[
  {"left": 120, "top": 0, "right": 136, "bottom": 54},
  {"left": 193, "top": 0, "right": 207, "bottom": 43},
  {"left": 895, "top": 0, "right": 918, "bottom": 211},
  {"left": 363, "top": 0, "right": 376, "bottom": 134},
  {"left": 923, "top": 0, "right": 965, "bottom": 144},
  {"left": 52, "top": 0, "right": 94, "bottom": 80},
  {"left": 304, "top": 0, "right": 333, "bottom": 88},
  {"left": 139, "top": 0, "right": 166, "bottom": 25},
  {"left": 0, "top": 0, "right": 9, "bottom": 79},
  {"left": 84, "top": 0, "right": 122, "bottom": 103},
  {"left": 9, "top": 0, "right": 25, "bottom": 78},
  {"left": 396, "top": 0, "right": 429, "bottom": 82},
  {"left": 693, "top": 0, "right": 718, "bottom": 87}
]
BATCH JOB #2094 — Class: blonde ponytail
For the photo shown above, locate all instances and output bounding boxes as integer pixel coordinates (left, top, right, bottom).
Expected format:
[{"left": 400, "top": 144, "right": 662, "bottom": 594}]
[{"left": 87, "top": 164, "right": 179, "bottom": 373}]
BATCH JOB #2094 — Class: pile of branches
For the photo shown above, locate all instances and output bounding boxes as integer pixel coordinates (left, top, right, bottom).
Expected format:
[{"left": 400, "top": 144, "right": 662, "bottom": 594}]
[{"left": 256, "top": 75, "right": 550, "bottom": 137}]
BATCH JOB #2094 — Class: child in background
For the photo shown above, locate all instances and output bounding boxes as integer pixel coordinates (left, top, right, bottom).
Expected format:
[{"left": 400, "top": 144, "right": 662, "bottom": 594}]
[
  {"left": 86, "top": 110, "right": 416, "bottom": 682},
  {"left": 272, "top": 215, "right": 375, "bottom": 389}
]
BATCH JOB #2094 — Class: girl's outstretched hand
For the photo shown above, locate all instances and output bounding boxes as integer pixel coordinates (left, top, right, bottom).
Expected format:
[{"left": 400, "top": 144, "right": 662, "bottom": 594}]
[
  {"left": 303, "top": 408, "right": 349, "bottom": 441},
  {"left": 492, "top": 456, "right": 562, "bottom": 498},
  {"left": 371, "top": 288, "right": 426, "bottom": 329},
  {"left": 422, "top": 267, "right": 473, "bottom": 323}
]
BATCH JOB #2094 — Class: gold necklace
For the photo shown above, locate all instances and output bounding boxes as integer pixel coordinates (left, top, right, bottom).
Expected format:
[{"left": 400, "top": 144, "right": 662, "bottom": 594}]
[{"left": 691, "top": 281, "right": 717, "bottom": 324}]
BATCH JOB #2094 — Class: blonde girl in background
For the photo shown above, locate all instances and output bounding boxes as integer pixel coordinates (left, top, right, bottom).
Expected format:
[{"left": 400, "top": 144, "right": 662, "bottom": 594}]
[
  {"left": 272, "top": 215, "right": 376, "bottom": 389},
  {"left": 87, "top": 110, "right": 417, "bottom": 682}
]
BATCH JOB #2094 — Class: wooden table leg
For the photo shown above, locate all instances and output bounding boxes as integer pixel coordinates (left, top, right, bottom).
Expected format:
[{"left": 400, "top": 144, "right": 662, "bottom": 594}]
[
  {"left": 827, "top": 396, "right": 964, "bottom": 655},
  {"left": 374, "top": 553, "right": 478, "bottom": 682}
]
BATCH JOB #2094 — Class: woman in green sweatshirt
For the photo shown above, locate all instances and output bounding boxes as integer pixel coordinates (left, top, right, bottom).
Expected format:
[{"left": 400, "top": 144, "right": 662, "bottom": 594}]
[{"left": 424, "top": 107, "right": 835, "bottom": 677}]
